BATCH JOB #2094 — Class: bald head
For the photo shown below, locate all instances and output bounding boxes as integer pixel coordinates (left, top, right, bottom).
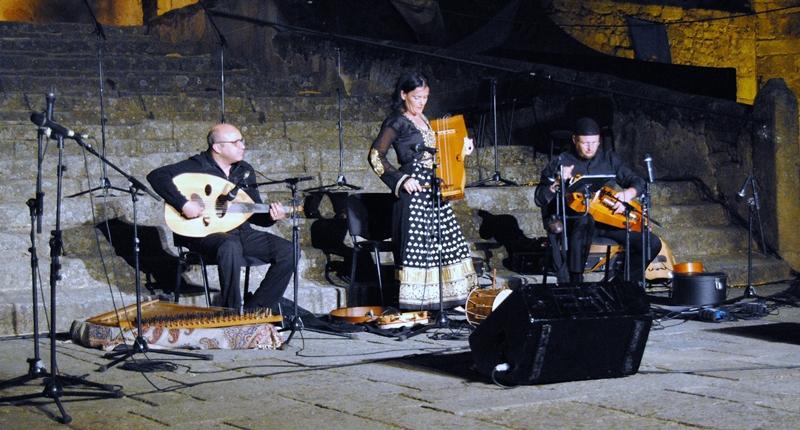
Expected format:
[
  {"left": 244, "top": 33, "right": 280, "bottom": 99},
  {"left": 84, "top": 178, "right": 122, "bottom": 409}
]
[
  {"left": 207, "top": 123, "right": 241, "bottom": 148},
  {"left": 207, "top": 123, "right": 246, "bottom": 168}
]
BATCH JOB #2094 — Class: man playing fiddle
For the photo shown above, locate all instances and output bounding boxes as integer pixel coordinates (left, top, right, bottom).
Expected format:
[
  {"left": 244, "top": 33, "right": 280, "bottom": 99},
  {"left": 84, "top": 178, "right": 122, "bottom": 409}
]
[{"left": 534, "top": 117, "right": 661, "bottom": 284}]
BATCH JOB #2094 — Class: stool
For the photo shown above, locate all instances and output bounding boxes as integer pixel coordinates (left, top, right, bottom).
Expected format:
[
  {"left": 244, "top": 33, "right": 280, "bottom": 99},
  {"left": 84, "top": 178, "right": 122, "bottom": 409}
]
[
  {"left": 173, "top": 246, "right": 266, "bottom": 308},
  {"left": 586, "top": 237, "right": 623, "bottom": 282}
]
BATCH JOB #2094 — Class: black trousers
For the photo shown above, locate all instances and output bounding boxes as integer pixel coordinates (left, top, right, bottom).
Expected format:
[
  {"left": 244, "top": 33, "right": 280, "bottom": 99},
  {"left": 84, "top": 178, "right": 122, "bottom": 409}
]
[
  {"left": 190, "top": 227, "right": 294, "bottom": 310},
  {"left": 551, "top": 215, "right": 662, "bottom": 284}
]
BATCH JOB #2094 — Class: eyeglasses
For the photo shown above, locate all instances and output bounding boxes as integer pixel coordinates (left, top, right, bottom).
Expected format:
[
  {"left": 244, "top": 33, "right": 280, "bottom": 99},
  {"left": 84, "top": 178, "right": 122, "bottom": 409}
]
[{"left": 215, "top": 138, "right": 246, "bottom": 146}]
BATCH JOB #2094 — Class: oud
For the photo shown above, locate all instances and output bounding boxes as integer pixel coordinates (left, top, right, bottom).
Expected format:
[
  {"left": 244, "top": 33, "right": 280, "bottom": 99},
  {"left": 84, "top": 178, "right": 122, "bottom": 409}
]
[{"left": 164, "top": 173, "right": 302, "bottom": 238}]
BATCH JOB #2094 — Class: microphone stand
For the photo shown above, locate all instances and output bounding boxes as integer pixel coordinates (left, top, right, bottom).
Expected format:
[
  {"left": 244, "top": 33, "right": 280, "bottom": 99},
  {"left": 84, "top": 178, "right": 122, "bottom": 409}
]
[
  {"left": 396, "top": 149, "right": 453, "bottom": 340},
  {"left": 624, "top": 205, "right": 632, "bottom": 283},
  {"left": 0, "top": 123, "right": 123, "bottom": 424},
  {"left": 541, "top": 165, "right": 570, "bottom": 286},
  {"left": 0, "top": 94, "right": 52, "bottom": 395},
  {"left": 256, "top": 177, "right": 350, "bottom": 347},
  {"left": 723, "top": 172, "right": 794, "bottom": 306},
  {"left": 73, "top": 0, "right": 124, "bottom": 198},
  {"left": 467, "top": 78, "right": 517, "bottom": 188},
  {"left": 304, "top": 48, "right": 361, "bottom": 193},
  {"left": 53, "top": 133, "right": 214, "bottom": 371},
  {"left": 199, "top": 0, "right": 227, "bottom": 123},
  {"left": 640, "top": 182, "right": 651, "bottom": 289}
]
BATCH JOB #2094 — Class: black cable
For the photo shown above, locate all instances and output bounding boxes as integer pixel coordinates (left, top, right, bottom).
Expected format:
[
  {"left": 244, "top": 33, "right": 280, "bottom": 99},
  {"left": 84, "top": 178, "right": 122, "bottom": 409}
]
[{"left": 120, "top": 359, "right": 178, "bottom": 373}]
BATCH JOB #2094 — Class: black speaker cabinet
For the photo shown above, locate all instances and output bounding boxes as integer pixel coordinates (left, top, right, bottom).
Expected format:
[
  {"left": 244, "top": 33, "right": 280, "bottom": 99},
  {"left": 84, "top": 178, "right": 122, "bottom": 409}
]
[{"left": 469, "top": 280, "right": 652, "bottom": 385}]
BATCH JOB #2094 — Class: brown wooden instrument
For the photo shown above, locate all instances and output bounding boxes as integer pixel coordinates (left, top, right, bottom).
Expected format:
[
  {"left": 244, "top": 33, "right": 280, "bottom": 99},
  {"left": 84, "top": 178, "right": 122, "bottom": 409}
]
[
  {"left": 584, "top": 235, "right": 674, "bottom": 281},
  {"left": 164, "top": 173, "right": 303, "bottom": 237},
  {"left": 430, "top": 114, "right": 473, "bottom": 201},
  {"left": 568, "top": 185, "right": 643, "bottom": 232},
  {"left": 329, "top": 306, "right": 385, "bottom": 324},
  {"left": 86, "top": 300, "right": 282, "bottom": 329},
  {"left": 645, "top": 238, "right": 676, "bottom": 280}
]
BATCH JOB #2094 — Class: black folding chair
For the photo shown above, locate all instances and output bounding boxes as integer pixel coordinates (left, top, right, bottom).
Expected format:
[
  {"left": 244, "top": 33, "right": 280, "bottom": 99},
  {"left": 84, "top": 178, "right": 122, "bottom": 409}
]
[
  {"left": 173, "top": 234, "right": 266, "bottom": 308},
  {"left": 345, "top": 193, "right": 396, "bottom": 306}
]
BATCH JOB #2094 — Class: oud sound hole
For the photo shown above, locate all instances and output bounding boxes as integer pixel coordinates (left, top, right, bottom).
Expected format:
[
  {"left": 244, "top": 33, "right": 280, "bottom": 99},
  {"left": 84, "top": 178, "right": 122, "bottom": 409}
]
[{"left": 204, "top": 184, "right": 212, "bottom": 195}]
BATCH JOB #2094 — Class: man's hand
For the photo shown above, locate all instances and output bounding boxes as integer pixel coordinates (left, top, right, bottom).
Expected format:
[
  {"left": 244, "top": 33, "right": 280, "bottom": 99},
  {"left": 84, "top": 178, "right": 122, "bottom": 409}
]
[
  {"left": 269, "top": 202, "right": 287, "bottom": 221},
  {"left": 612, "top": 188, "right": 637, "bottom": 214},
  {"left": 549, "top": 165, "right": 574, "bottom": 193},
  {"left": 403, "top": 177, "right": 424, "bottom": 194},
  {"left": 181, "top": 200, "right": 204, "bottom": 219}
]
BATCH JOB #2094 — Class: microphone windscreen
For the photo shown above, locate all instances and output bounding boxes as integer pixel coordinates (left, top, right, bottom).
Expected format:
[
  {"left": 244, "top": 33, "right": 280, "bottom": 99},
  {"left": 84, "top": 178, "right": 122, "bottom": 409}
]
[{"left": 30, "top": 111, "right": 46, "bottom": 127}]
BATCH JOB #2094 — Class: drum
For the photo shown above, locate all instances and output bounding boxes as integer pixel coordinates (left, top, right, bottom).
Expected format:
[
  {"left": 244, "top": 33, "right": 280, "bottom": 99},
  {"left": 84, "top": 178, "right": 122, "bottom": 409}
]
[
  {"left": 466, "top": 288, "right": 513, "bottom": 326},
  {"left": 672, "top": 272, "right": 727, "bottom": 306},
  {"left": 674, "top": 261, "right": 705, "bottom": 274}
]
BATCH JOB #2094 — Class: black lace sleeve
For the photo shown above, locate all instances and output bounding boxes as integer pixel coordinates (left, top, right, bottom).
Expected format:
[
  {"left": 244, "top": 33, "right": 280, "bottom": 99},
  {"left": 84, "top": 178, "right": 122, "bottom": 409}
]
[{"left": 368, "top": 116, "right": 409, "bottom": 196}]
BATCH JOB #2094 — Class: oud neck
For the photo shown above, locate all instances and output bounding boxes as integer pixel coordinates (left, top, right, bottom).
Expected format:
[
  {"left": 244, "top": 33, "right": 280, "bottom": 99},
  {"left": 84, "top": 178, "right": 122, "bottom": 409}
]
[{"left": 229, "top": 202, "right": 301, "bottom": 214}]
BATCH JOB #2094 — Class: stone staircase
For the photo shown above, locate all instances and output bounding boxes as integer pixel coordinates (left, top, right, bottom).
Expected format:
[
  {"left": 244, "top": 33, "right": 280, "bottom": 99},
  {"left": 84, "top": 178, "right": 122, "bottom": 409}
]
[{"left": 0, "top": 21, "right": 791, "bottom": 335}]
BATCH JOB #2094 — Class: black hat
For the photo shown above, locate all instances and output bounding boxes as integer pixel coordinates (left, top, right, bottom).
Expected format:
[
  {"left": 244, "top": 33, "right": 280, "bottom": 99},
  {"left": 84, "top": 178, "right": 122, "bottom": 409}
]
[{"left": 573, "top": 117, "right": 600, "bottom": 136}]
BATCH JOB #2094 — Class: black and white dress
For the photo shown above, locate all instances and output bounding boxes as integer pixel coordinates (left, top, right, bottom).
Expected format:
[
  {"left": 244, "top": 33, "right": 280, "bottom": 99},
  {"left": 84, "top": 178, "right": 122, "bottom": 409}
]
[{"left": 369, "top": 113, "right": 477, "bottom": 309}]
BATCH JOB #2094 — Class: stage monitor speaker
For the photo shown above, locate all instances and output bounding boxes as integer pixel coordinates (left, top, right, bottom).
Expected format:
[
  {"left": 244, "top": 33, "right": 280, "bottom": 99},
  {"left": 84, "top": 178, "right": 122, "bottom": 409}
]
[{"left": 469, "top": 279, "right": 652, "bottom": 385}]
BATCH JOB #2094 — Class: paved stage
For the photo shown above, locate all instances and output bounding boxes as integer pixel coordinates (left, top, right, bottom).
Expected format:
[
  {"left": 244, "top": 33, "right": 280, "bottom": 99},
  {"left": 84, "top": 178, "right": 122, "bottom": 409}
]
[{"left": 1, "top": 284, "right": 799, "bottom": 429}]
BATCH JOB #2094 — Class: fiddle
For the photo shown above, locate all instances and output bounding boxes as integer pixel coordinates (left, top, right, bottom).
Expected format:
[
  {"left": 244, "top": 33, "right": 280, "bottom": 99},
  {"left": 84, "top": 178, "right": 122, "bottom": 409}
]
[{"left": 567, "top": 185, "right": 644, "bottom": 232}]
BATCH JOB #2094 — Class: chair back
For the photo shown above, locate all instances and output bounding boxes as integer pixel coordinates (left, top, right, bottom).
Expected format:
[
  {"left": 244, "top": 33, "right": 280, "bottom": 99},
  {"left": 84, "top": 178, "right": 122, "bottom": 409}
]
[{"left": 345, "top": 193, "right": 395, "bottom": 241}]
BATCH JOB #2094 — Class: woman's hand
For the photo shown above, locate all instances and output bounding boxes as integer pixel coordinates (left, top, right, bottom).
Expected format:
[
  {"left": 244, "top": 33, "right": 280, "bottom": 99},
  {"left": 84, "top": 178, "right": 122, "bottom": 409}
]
[{"left": 403, "top": 177, "right": 424, "bottom": 194}]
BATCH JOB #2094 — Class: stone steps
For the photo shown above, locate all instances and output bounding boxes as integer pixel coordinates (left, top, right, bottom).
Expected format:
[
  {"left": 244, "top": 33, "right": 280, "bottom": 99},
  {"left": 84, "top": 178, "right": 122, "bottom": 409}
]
[
  {"left": 650, "top": 203, "right": 729, "bottom": 228},
  {"left": 659, "top": 225, "right": 748, "bottom": 259},
  {"left": 0, "top": 71, "right": 258, "bottom": 100},
  {"left": 0, "top": 22, "right": 202, "bottom": 57},
  {"left": 0, "top": 51, "right": 217, "bottom": 73},
  {"left": 0, "top": 22, "right": 150, "bottom": 38},
  {"left": 0, "top": 286, "right": 137, "bottom": 335},
  {"left": 0, "top": 35, "right": 200, "bottom": 56},
  {"left": 0, "top": 142, "right": 540, "bottom": 202},
  {"left": 699, "top": 254, "right": 794, "bottom": 287}
]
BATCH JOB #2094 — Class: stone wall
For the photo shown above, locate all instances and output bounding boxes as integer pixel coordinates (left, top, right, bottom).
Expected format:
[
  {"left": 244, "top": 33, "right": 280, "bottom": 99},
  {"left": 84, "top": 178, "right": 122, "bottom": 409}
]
[
  {"left": 0, "top": 0, "right": 144, "bottom": 26},
  {"left": 0, "top": 0, "right": 199, "bottom": 25},
  {"left": 755, "top": 1, "right": 800, "bottom": 100},
  {"left": 545, "top": 0, "right": 799, "bottom": 106},
  {"left": 146, "top": 0, "right": 788, "bottom": 229}
]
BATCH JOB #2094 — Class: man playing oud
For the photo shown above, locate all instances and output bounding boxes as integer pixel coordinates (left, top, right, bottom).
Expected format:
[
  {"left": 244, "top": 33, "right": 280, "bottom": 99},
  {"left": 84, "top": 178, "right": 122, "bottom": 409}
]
[
  {"left": 147, "top": 123, "right": 293, "bottom": 312},
  {"left": 534, "top": 117, "right": 661, "bottom": 285}
]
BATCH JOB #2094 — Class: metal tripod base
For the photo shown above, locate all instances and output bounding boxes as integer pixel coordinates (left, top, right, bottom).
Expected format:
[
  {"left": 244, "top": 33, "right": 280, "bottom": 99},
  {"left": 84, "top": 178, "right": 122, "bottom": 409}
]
[
  {"left": 396, "top": 311, "right": 451, "bottom": 341},
  {"left": 724, "top": 285, "right": 796, "bottom": 307},
  {"left": 0, "top": 358, "right": 48, "bottom": 391},
  {"left": 304, "top": 175, "right": 361, "bottom": 192},
  {"left": 0, "top": 371, "right": 123, "bottom": 424},
  {"left": 278, "top": 314, "right": 353, "bottom": 349},
  {"left": 99, "top": 336, "right": 212, "bottom": 372},
  {"left": 467, "top": 171, "right": 517, "bottom": 187}
]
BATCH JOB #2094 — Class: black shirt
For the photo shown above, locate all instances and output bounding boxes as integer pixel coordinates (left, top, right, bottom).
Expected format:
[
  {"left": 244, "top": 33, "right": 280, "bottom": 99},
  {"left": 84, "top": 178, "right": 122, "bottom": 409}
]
[
  {"left": 368, "top": 113, "right": 434, "bottom": 195},
  {"left": 534, "top": 147, "right": 646, "bottom": 223}
]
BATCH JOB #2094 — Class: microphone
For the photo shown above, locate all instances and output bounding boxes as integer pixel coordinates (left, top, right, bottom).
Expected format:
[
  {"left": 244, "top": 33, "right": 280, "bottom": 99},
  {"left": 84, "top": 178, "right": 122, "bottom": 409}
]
[
  {"left": 413, "top": 142, "right": 437, "bottom": 155},
  {"left": 644, "top": 154, "right": 655, "bottom": 183},
  {"left": 737, "top": 175, "right": 751, "bottom": 198},
  {"left": 30, "top": 111, "right": 83, "bottom": 140},
  {"left": 226, "top": 171, "right": 251, "bottom": 201},
  {"left": 45, "top": 92, "right": 55, "bottom": 121}
]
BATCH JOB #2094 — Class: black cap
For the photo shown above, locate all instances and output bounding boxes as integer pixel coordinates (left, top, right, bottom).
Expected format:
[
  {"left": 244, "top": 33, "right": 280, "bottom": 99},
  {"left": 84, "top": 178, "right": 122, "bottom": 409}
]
[{"left": 573, "top": 117, "right": 600, "bottom": 136}]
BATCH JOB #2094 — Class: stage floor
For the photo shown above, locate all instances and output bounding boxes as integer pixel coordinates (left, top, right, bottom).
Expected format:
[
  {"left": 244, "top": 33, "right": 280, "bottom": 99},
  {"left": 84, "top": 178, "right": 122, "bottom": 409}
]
[{"left": 1, "top": 284, "right": 799, "bottom": 429}]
